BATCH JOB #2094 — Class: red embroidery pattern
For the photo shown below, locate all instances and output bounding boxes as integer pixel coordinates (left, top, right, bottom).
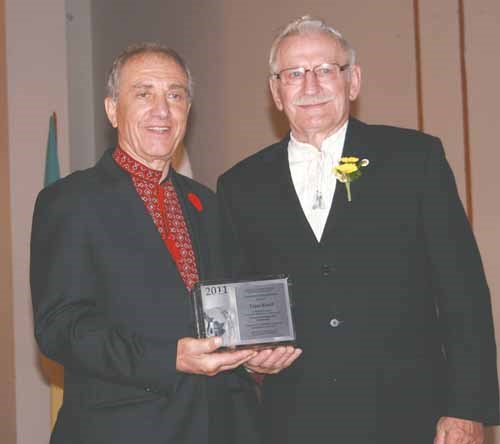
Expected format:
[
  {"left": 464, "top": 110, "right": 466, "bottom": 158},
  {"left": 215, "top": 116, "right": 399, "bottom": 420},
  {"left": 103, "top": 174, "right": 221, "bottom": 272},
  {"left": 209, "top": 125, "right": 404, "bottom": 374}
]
[{"left": 113, "top": 148, "right": 200, "bottom": 291}]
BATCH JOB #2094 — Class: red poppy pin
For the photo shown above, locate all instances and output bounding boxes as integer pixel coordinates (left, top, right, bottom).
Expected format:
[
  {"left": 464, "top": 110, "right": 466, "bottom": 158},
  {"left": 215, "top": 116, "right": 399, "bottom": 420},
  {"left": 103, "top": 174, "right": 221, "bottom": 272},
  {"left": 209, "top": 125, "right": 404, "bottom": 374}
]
[{"left": 187, "top": 192, "right": 203, "bottom": 212}]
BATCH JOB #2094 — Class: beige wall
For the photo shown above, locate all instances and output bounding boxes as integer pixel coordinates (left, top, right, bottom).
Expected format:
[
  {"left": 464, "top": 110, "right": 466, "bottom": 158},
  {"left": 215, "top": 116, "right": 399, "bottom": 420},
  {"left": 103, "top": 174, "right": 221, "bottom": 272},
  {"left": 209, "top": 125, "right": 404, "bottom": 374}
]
[
  {"left": 2, "top": 1, "right": 499, "bottom": 443},
  {"left": 5, "top": 0, "right": 70, "bottom": 442},
  {"left": 0, "top": 0, "right": 16, "bottom": 441},
  {"left": 66, "top": 0, "right": 96, "bottom": 171}
]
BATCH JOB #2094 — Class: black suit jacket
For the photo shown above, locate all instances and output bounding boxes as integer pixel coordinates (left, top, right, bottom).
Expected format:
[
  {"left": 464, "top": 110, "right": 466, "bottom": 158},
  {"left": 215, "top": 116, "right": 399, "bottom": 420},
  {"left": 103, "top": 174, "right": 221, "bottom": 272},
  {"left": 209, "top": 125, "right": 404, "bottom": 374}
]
[
  {"left": 30, "top": 149, "right": 259, "bottom": 444},
  {"left": 217, "top": 118, "right": 499, "bottom": 444}
]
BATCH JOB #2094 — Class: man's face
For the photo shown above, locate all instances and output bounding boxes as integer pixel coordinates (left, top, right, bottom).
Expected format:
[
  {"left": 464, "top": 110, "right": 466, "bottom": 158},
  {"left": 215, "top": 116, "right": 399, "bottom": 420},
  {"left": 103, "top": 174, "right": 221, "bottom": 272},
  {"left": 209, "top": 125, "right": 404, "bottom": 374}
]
[
  {"left": 105, "top": 53, "right": 191, "bottom": 170},
  {"left": 269, "top": 32, "right": 361, "bottom": 147}
]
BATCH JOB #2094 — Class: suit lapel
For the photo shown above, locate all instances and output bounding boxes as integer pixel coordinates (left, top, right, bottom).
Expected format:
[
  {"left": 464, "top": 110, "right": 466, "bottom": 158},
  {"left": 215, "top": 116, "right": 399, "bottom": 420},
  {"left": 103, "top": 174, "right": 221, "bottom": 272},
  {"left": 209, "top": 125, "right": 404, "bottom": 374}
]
[
  {"left": 172, "top": 172, "right": 207, "bottom": 280},
  {"left": 266, "top": 138, "right": 321, "bottom": 247},
  {"left": 97, "top": 153, "right": 179, "bottom": 271},
  {"left": 322, "top": 118, "right": 375, "bottom": 242}
]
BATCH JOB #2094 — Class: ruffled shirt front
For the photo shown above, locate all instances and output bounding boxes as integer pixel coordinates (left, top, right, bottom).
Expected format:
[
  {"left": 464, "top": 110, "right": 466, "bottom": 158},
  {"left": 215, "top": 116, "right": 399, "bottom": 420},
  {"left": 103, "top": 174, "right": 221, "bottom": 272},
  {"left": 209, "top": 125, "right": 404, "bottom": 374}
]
[{"left": 288, "top": 121, "right": 347, "bottom": 241}]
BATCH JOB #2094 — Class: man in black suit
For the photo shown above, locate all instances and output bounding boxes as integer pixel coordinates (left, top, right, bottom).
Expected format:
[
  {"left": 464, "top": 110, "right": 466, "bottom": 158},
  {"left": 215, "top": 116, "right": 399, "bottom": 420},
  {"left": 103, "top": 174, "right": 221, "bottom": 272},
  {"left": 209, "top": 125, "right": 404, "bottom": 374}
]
[
  {"left": 30, "top": 43, "right": 263, "bottom": 444},
  {"left": 217, "top": 16, "right": 499, "bottom": 444}
]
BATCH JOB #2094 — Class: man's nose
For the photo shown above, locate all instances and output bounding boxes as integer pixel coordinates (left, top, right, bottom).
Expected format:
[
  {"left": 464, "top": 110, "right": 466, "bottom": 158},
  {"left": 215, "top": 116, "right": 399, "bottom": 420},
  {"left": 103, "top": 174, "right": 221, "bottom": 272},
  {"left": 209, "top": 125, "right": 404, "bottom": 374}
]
[
  {"left": 152, "top": 94, "right": 170, "bottom": 117},
  {"left": 303, "top": 70, "right": 321, "bottom": 94}
]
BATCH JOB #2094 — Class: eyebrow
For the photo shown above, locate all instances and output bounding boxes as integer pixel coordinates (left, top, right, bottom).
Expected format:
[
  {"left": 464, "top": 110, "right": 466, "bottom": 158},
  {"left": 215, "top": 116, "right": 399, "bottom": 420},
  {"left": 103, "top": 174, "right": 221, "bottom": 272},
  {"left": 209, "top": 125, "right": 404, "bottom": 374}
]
[
  {"left": 132, "top": 82, "right": 188, "bottom": 92},
  {"left": 169, "top": 83, "right": 189, "bottom": 92},
  {"left": 132, "top": 83, "right": 153, "bottom": 89}
]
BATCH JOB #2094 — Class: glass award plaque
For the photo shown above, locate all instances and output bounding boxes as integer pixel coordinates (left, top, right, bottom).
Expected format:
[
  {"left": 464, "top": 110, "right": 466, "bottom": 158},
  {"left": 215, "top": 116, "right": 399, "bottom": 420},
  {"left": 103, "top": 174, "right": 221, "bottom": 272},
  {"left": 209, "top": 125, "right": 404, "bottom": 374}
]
[{"left": 191, "top": 275, "right": 295, "bottom": 349}]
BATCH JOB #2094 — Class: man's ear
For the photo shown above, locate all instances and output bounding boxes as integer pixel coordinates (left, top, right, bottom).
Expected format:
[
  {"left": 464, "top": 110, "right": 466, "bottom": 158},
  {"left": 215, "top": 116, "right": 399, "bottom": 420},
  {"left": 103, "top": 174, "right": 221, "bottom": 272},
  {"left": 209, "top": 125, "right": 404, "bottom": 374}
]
[
  {"left": 104, "top": 97, "right": 118, "bottom": 128},
  {"left": 348, "top": 65, "right": 362, "bottom": 101},
  {"left": 269, "top": 78, "right": 284, "bottom": 111}
]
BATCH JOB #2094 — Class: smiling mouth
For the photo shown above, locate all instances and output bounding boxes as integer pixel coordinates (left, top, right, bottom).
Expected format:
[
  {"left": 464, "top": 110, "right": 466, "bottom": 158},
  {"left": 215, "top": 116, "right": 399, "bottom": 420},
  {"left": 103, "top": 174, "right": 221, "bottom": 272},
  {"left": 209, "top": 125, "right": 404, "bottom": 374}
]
[
  {"left": 300, "top": 102, "right": 328, "bottom": 107},
  {"left": 146, "top": 126, "right": 170, "bottom": 133},
  {"left": 294, "top": 94, "right": 334, "bottom": 107},
  {"left": 297, "top": 102, "right": 331, "bottom": 111}
]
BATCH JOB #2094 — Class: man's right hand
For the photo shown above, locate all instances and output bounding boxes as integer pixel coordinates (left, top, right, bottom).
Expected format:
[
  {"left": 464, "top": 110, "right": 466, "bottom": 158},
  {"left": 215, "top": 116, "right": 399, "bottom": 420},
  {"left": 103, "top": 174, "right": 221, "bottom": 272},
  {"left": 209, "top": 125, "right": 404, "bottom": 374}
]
[{"left": 176, "top": 337, "right": 257, "bottom": 376}]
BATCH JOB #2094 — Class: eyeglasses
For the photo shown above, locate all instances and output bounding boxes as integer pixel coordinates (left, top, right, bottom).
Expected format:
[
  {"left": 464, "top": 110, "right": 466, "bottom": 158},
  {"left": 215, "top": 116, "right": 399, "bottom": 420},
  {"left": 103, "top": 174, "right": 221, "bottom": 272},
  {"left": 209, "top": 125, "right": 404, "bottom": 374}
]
[{"left": 272, "top": 63, "right": 350, "bottom": 85}]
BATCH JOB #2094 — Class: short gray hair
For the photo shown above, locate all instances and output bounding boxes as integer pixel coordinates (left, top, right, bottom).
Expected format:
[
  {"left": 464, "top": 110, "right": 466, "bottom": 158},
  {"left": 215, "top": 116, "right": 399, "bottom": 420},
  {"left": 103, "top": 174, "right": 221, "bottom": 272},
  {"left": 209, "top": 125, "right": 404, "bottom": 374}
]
[
  {"left": 106, "top": 42, "right": 193, "bottom": 101},
  {"left": 269, "top": 15, "right": 356, "bottom": 74}
]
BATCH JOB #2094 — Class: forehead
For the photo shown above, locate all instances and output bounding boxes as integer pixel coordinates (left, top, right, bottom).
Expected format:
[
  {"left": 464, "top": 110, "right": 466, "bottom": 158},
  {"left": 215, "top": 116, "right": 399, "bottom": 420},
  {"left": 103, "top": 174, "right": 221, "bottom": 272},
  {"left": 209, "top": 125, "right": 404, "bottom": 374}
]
[
  {"left": 120, "top": 53, "right": 188, "bottom": 88},
  {"left": 275, "top": 32, "right": 346, "bottom": 68}
]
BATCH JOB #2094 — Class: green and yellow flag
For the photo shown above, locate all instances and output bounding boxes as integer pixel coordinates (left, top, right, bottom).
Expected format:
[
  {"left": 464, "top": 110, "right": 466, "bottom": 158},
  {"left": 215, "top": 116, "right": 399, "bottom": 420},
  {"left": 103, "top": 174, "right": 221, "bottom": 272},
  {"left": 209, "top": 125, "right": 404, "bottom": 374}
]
[
  {"left": 41, "top": 113, "right": 64, "bottom": 427},
  {"left": 44, "top": 113, "right": 60, "bottom": 186}
]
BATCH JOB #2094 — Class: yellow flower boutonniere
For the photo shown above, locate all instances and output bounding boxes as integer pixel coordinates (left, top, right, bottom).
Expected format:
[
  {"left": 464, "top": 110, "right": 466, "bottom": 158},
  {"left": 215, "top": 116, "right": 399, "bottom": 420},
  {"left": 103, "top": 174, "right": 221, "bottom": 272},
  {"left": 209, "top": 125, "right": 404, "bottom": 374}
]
[{"left": 333, "top": 156, "right": 370, "bottom": 202}]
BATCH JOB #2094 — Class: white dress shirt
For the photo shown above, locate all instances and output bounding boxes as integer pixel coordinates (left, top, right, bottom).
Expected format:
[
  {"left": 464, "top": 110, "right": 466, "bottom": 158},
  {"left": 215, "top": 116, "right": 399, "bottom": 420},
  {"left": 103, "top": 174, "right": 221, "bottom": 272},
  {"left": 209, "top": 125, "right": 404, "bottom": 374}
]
[{"left": 288, "top": 121, "right": 348, "bottom": 242}]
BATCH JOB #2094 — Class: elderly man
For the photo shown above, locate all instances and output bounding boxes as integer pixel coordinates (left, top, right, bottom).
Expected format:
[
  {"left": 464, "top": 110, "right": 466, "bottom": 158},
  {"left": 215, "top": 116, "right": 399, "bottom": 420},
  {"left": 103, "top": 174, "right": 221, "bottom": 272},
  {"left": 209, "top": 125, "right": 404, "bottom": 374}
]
[
  {"left": 30, "top": 43, "right": 263, "bottom": 444},
  {"left": 217, "top": 16, "right": 499, "bottom": 444}
]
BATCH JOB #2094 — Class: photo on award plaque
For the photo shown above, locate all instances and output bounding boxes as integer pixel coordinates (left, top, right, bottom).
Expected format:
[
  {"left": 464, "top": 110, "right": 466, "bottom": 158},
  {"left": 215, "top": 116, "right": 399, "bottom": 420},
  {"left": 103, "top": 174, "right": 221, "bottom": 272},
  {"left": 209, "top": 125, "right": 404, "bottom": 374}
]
[{"left": 191, "top": 275, "right": 296, "bottom": 349}]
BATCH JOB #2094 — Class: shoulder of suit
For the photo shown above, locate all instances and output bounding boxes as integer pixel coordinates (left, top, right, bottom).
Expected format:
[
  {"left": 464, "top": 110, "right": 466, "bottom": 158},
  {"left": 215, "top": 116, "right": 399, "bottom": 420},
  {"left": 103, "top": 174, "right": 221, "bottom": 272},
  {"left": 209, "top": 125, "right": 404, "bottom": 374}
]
[
  {"left": 45, "top": 167, "right": 94, "bottom": 192},
  {"left": 35, "top": 148, "right": 128, "bottom": 214},
  {"left": 38, "top": 151, "right": 216, "bottom": 207},
  {"left": 32, "top": 168, "right": 105, "bottom": 230},
  {"left": 350, "top": 118, "right": 443, "bottom": 163},
  {"left": 219, "top": 138, "right": 287, "bottom": 183},
  {"left": 219, "top": 120, "right": 444, "bottom": 184},
  {"left": 356, "top": 119, "right": 440, "bottom": 146}
]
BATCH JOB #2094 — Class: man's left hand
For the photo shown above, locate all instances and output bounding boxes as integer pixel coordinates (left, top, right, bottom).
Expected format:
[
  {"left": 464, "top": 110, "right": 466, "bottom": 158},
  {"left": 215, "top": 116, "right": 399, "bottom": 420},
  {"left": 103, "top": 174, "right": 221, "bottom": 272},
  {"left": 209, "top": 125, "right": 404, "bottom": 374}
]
[
  {"left": 434, "top": 416, "right": 484, "bottom": 444},
  {"left": 244, "top": 346, "right": 302, "bottom": 374}
]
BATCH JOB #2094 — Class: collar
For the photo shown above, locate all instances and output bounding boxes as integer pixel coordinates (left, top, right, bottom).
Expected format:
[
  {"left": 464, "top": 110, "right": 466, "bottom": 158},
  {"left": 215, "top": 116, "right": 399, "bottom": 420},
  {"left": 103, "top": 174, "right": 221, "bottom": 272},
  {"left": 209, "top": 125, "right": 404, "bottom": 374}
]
[
  {"left": 112, "top": 146, "right": 172, "bottom": 183},
  {"left": 288, "top": 121, "right": 348, "bottom": 162}
]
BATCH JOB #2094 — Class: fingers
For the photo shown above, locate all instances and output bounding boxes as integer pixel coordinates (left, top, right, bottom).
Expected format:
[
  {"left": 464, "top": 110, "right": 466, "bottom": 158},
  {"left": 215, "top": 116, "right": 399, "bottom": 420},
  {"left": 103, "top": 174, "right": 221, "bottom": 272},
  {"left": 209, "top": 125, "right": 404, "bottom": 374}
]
[
  {"left": 246, "top": 348, "right": 273, "bottom": 367},
  {"left": 258, "top": 347, "right": 289, "bottom": 369},
  {"left": 433, "top": 430, "right": 445, "bottom": 444},
  {"left": 281, "top": 348, "right": 302, "bottom": 368},
  {"left": 204, "top": 349, "right": 257, "bottom": 375},
  {"left": 177, "top": 338, "right": 302, "bottom": 376},
  {"left": 434, "top": 416, "right": 484, "bottom": 444},
  {"left": 182, "top": 336, "right": 222, "bottom": 354},
  {"left": 176, "top": 337, "right": 256, "bottom": 376},
  {"left": 216, "top": 352, "right": 258, "bottom": 373},
  {"left": 245, "top": 346, "right": 302, "bottom": 374},
  {"left": 176, "top": 337, "right": 222, "bottom": 360},
  {"left": 270, "top": 347, "right": 302, "bottom": 369}
]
